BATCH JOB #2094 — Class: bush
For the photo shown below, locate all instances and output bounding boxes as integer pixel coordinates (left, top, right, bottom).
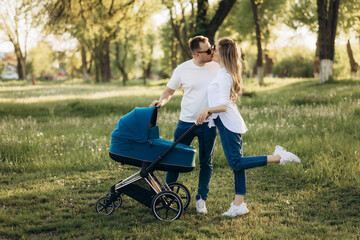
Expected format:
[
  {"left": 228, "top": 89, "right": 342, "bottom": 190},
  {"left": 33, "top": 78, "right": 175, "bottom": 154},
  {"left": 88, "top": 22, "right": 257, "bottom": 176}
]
[{"left": 273, "top": 54, "right": 314, "bottom": 78}]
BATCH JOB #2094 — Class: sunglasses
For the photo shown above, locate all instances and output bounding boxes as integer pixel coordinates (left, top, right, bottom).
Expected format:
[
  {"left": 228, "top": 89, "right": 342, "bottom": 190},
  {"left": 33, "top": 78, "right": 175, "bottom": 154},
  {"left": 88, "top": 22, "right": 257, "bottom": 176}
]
[{"left": 197, "top": 45, "right": 215, "bottom": 55}]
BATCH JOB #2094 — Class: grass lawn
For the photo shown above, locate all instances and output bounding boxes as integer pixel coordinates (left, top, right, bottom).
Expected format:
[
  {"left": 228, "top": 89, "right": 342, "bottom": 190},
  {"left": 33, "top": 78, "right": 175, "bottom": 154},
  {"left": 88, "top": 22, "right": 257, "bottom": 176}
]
[{"left": 0, "top": 77, "right": 359, "bottom": 239}]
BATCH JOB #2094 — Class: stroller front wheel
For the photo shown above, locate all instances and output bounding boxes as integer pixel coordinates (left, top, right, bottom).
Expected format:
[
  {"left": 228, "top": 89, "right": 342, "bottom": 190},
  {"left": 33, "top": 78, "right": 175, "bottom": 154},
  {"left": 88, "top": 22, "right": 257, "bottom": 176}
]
[
  {"left": 96, "top": 196, "right": 115, "bottom": 215},
  {"left": 151, "top": 191, "right": 183, "bottom": 221},
  {"left": 106, "top": 193, "right": 123, "bottom": 209}
]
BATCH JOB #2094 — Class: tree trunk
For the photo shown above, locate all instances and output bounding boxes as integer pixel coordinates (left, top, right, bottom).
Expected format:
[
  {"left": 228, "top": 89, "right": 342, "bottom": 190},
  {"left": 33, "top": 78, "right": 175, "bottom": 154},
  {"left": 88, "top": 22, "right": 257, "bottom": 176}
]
[
  {"left": 146, "top": 41, "right": 154, "bottom": 80},
  {"left": 346, "top": 39, "right": 359, "bottom": 78},
  {"left": 165, "top": 0, "right": 235, "bottom": 60},
  {"left": 241, "top": 49, "right": 246, "bottom": 79},
  {"left": 195, "top": 0, "right": 237, "bottom": 44},
  {"left": 95, "top": 37, "right": 112, "bottom": 82},
  {"left": 81, "top": 46, "right": 90, "bottom": 82},
  {"left": 167, "top": 5, "right": 192, "bottom": 60},
  {"left": 319, "top": 59, "right": 333, "bottom": 83},
  {"left": 196, "top": 0, "right": 210, "bottom": 37},
  {"left": 120, "top": 67, "right": 128, "bottom": 85},
  {"left": 115, "top": 41, "right": 128, "bottom": 86},
  {"left": 265, "top": 52, "right": 273, "bottom": 77},
  {"left": 94, "top": 38, "right": 100, "bottom": 83},
  {"left": 171, "top": 33, "right": 178, "bottom": 71},
  {"left": 250, "top": 0, "right": 263, "bottom": 85},
  {"left": 102, "top": 39, "right": 111, "bottom": 82},
  {"left": 257, "top": 66, "right": 263, "bottom": 83},
  {"left": 204, "top": 0, "right": 237, "bottom": 44},
  {"left": 178, "top": 3, "right": 189, "bottom": 62},
  {"left": 142, "top": 74, "right": 146, "bottom": 85},
  {"left": 190, "top": 0, "right": 196, "bottom": 34},
  {"left": 139, "top": 34, "right": 146, "bottom": 85},
  {"left": 14, "top": 44, "right": 26, "bottom": 80},
  {"left": 317, "top": 0, "right": 340, "bottom": 83},
  {"left": 145, "top": 62, "right": 152, "bottom": 79},
  {"left": 314, "top": 37, "right": 320, "bottom": 78}
]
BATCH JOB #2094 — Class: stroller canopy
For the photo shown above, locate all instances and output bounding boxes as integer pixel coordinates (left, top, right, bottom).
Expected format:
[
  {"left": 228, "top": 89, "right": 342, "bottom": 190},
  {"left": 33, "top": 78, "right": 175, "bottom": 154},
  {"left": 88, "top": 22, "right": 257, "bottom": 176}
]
[{"left": 111, "top": 107, "right": 157, "bottom": 143}]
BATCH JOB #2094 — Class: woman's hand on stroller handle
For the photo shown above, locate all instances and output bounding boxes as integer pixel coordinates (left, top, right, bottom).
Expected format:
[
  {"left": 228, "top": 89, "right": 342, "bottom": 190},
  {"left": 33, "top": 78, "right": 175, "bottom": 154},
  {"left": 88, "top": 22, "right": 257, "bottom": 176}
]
[{"left": 196, "top": 108, "right": 211, "bottom": 125}]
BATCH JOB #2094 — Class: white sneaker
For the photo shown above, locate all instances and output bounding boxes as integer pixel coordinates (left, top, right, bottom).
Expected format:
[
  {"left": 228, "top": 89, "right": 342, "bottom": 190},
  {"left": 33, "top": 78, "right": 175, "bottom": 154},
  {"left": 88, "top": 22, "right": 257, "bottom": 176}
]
[
  {"left": 274, "top": 145, "right": 301, "bottom": 165},
  {"left": 222, "top": 202, "right": 249, "bottom": 217},
  {"left": 196, "top": 199, "right": 208, "bottom": 214}
]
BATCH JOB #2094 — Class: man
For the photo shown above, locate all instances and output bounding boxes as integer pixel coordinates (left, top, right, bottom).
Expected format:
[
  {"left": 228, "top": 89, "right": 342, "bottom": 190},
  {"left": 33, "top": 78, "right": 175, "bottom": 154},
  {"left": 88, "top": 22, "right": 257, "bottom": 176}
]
[{"left": 150, "top": 36, "right": 219, "bottom": 214}]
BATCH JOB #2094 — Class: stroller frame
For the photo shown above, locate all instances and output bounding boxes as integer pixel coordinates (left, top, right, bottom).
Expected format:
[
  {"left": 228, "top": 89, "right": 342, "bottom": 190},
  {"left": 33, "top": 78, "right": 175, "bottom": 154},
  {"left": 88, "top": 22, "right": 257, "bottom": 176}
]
[{"left": 96, "top": 114, "right": 196, "bottom": 221}]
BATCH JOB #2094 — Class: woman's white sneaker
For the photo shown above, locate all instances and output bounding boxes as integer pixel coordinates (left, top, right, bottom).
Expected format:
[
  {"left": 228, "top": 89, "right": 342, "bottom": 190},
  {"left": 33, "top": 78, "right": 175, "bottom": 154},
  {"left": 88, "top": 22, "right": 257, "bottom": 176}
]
[
  {"left": 273, "top": 145, "right": 301, "bottom": 165},
  {"left": 222, "top": 202, "right": 249, "bottom": 217}
]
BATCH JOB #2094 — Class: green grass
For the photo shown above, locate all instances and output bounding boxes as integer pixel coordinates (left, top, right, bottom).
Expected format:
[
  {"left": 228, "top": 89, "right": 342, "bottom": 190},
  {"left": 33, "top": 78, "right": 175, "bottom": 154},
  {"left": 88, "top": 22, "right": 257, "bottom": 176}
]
[{"left": 0, "top": 77, "right": 359, "bottom": 239}]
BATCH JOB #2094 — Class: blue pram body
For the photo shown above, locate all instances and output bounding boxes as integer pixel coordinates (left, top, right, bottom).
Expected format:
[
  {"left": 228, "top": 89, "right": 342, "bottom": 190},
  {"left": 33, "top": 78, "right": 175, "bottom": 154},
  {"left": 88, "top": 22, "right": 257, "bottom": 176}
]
[
  {"left": 96, "top": 107, "right": 196, "bottom": 220},
  {"left": 109, "top": 106, "right": 196, "bottom": 172}
]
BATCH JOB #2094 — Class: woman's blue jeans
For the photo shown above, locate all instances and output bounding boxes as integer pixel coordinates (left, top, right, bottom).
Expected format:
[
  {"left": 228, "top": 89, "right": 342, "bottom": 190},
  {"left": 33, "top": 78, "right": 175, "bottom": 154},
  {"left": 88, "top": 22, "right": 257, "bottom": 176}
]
[
  {"left": 166, "top": 120, "right": 217, "bottom": 201},
  {"left": 214, "top": 117, "right": 267, "bottom": 195}
]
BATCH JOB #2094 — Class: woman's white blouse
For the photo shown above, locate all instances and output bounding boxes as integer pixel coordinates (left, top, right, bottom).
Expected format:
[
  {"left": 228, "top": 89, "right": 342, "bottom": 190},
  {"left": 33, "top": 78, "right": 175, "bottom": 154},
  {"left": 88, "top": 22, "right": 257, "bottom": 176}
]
[{"left": 207, "top": 68, "right": 248, "bottom": 134}]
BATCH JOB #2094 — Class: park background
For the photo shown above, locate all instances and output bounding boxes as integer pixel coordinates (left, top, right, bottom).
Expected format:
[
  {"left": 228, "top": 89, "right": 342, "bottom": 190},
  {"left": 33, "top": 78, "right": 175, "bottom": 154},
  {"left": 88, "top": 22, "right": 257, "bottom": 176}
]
[{"left": 0, "top": 0, "right": 360, "bottom": 239}]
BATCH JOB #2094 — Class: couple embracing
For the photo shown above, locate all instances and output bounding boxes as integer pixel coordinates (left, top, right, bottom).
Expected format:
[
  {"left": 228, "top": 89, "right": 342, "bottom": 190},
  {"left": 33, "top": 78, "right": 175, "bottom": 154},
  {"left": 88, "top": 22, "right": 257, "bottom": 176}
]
[{"left": 150, "top": 36, "right": 301, "bottom": 217}]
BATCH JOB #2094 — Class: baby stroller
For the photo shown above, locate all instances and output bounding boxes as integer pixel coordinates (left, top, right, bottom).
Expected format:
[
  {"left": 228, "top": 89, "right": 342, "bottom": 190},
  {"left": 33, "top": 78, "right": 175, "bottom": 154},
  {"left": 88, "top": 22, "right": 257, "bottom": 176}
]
[{"left": 95, "top": 107, "right": 197, "bottom": 221}]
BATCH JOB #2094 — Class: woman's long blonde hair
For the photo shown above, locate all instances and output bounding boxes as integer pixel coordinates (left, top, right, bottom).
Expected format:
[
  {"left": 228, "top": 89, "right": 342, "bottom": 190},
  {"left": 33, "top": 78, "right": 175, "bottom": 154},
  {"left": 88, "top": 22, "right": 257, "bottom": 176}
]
[{"left": 218, "top": 38, "right": 242, "bottom": 102}]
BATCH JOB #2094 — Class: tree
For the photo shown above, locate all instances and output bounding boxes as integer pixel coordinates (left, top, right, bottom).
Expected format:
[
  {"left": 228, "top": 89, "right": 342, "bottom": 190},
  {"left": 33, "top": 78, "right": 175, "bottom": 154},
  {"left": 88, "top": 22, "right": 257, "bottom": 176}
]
[
  {"left": 159, "top": 19, "right": 178, "bottom": 75},
  {"left": 46, "top": 0, "right": 136, "bottom": 82},
  {"left": 196, "top": 0, "right": 237, "bottom": 44},
  {"left": 162, "top": 0, "right": 237, "bottom": 65},
  {"left": 290, "top": 0, "right": 351, "bottom": 82},
  {"left": 134, "top": 1, "right": 160, "bottom": 85},
  {"left": 0, "top": 0, "right": 43, "bottom": 80},
  {"left": 28, "top": 41, "right": 55, "bottom": 78},
  {"left": 317, "top": 0, "right": 340, "bottom": 83},
  {"left": 338, "top": 0, "right": 360, "bottom": 78},
  {"left": 287, "top": 0, "right": 359, "bottom": 80},
  {"left": 114, "top": 28, "right": 133, "bottom": 85},
  {"left": 286, "top": 0, "right": 319, "bottom": 77},
  {"left": 140, "top": 32, "right": 156, "bottom": 84},
  {"left": 346, "top": 39, "right": 359, "bottom": 78},
  {"left": 80, "top": 44, "right": 92, "bottom": 83},
  {"left": 162, "top": 0, "right": 195, "bottom": 61},
  {"left": 250, "top": 0, "right": 263, "bottom": 85},
  {"left": 217, "top": 0, "right": 286, "bottom": 83}
]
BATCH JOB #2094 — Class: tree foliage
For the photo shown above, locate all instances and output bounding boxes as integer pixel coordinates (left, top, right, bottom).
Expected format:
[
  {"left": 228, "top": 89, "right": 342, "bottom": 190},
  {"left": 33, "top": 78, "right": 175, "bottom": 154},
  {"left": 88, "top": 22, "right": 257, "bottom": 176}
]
[
  {"left": 0, "top": 0, "right": 44, "bottom": 79},
  {"left": 285, "top": 0, "right": 317, "bottom": 31},
  {"left": 219, "top": 0, "right": 287, "bottom": 44},
  {"left": 28, "top": 41, "right": 54, "bottom": 78},
  {"left": 46, "top": 0, "right": 137, "bottom": 82},
  {"left": 2, "top": 0, "right": 359, "bottom": 82}
]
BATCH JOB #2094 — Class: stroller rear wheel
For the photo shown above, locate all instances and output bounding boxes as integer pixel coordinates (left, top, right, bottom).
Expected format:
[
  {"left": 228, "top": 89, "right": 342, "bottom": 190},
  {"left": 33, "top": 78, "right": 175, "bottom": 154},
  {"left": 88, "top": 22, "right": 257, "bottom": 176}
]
[
  {"left": 167, "top": 182, "right": 191, "bottom": 210},
  {"left": 151, "top": 191, "right": 183, "bottom": 221},
  {"left": 96, "top": 196, "right": 115, "bottom": 215}
]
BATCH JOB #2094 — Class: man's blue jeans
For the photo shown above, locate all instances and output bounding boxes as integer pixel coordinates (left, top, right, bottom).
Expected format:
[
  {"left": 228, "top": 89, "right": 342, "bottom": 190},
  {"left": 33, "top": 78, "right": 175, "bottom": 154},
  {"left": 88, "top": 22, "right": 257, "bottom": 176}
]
[
  {"left": 166, "top": 120, "right": 217, "bottom": 201},
  {"left": 214, "top": 117, "right": 267, "bottom": 195}
]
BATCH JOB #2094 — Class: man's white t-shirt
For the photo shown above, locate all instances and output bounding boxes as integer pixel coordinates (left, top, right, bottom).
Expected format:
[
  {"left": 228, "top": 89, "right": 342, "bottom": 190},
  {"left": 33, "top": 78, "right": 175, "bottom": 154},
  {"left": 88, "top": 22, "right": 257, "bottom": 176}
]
[{"left": 167, "top": 60, "right": 220, "bottom": 123}]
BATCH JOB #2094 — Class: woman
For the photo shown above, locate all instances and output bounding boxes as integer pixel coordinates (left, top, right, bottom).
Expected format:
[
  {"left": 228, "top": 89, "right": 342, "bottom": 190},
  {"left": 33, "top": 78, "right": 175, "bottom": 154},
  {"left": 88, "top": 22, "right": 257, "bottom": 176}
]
[{"left": 196, "top": 38, "right": 301, "bottom": 217}]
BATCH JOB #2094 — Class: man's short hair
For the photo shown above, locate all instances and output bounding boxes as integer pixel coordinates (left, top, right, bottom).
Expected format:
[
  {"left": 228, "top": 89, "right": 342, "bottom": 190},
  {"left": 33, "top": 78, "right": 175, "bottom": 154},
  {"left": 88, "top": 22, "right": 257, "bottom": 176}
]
[{"left": 188, "top": 36, "right": 209, "bottom": 53}]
